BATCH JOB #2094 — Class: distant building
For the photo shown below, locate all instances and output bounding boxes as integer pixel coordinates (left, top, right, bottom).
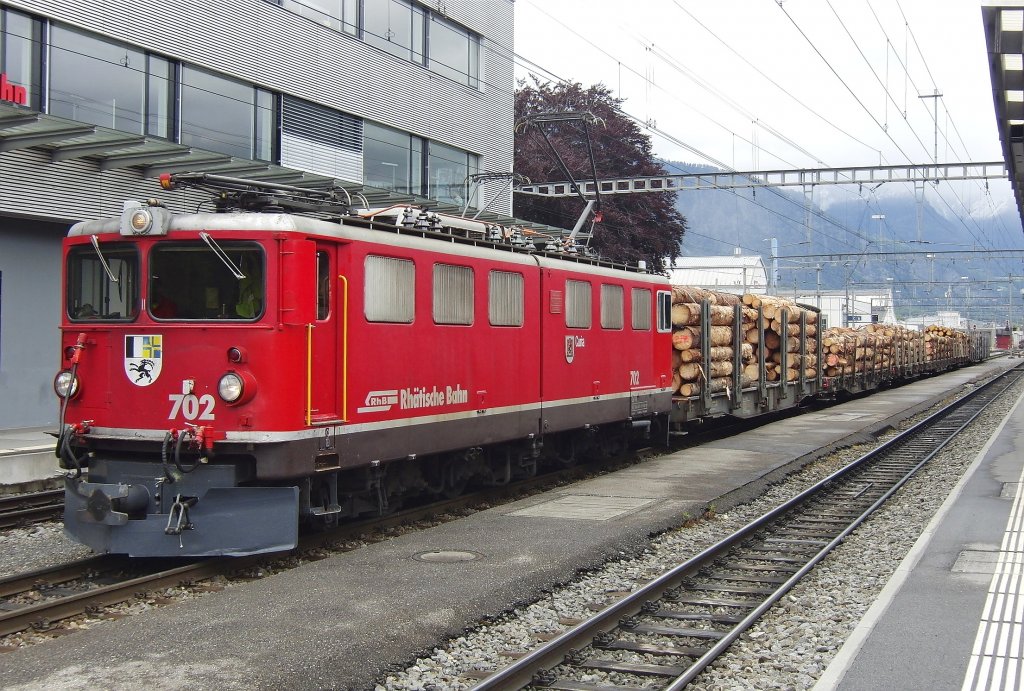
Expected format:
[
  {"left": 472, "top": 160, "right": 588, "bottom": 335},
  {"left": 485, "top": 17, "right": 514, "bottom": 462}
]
[
  {"left": 668, "top": 255, "right": 768, "bottom": 294},
  {"left": 906, "top": 312, "right": 966, "bottom": 330},
  {"left": 776, "top": 288, "right": 895, "bottom": 330}
]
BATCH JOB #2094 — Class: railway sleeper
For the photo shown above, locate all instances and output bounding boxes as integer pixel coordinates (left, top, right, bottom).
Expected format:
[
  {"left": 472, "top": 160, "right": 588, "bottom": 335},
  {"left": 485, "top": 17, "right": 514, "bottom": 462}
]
[{"left": 580, "top": 657, "right": 686, "bottom": 677}]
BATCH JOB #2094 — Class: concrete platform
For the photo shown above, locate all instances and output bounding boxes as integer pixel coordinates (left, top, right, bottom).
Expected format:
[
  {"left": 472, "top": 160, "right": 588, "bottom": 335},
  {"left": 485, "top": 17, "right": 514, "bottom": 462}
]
[
  {"left": 0, "top": 359, "right": 1015, "bottom": 691},
  {"left": 817, "top": 367, "right": 1024, "bottom": 690},
  {"left": 0, "top": 426, "right": 59, "bottom": 492}
]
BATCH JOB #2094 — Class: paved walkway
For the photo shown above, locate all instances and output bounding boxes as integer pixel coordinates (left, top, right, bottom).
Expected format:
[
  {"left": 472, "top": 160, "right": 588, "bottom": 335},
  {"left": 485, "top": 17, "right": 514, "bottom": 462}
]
[{"left": 817, "top": 381, "right": 1024, "bottom": 690}]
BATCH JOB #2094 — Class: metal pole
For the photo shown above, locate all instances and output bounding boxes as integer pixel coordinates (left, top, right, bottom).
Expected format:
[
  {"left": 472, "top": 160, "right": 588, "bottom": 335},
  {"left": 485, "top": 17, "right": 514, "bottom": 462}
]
[{"left": 816, "top": 264, "right": 821, "bottom": 310}]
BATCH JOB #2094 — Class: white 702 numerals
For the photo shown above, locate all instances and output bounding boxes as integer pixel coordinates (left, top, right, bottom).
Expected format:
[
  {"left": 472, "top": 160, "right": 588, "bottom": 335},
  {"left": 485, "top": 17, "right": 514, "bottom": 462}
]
[{"left": 168, "top": 393, "right": 216, "bottom": 421}]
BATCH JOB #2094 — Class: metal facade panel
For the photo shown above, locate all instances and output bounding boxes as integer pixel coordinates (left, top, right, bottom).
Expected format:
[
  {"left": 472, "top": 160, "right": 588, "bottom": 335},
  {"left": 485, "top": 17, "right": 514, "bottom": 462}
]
[
  {"left": 6, "top": 0, "right": 514, "bottom": 212},
  {"left": 280, "top": 132, "right": 363, "bottom": 182},
  {"left": 0, "top": 148, "right": 210, "bottom": 221}
]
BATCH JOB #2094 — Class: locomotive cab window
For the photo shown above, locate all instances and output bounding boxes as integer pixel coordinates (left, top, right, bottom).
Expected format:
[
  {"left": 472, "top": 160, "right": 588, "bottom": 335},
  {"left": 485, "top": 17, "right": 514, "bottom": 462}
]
[
  {"left": 600, "top": 284, "right": 623, "bottom": 329},
  {"left": 657, "top": 290, "right": 672, "bottom": 333},
  {"left": 565, "top": 279, "right": 591, "bottom": 329},
  {"left": 149, "top": 242, "right": 265, "bottom": 320},
  {"left": 631, "top": 288, "right": 652, "bottom": 330},
  {"left": 317, "top": 251, "right": 330, "bottom": 320},
  {"left": 67, "top": 243, "right": 139, "bottom": 321}
]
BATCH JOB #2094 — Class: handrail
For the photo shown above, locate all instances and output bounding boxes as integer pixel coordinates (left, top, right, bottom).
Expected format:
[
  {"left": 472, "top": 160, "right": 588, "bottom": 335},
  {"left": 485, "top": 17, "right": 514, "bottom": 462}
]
[{"left": 339, "top": 275, "right": 349, "bottom": 422}]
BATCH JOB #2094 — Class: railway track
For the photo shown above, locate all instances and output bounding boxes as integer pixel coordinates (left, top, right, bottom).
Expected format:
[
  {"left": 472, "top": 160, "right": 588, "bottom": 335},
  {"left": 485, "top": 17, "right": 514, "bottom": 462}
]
[
  {"left": 0, "top": 453, "right": 645, "bottom": 641},
  {"left": 0, "top": 366, "right": 1000, "bottom": 648},
  {"left": 0, "top": 489, "right": 64, "bottom": 529},
  {"left": 472, "top": 365, "right": 1024, "bottom": 690}
]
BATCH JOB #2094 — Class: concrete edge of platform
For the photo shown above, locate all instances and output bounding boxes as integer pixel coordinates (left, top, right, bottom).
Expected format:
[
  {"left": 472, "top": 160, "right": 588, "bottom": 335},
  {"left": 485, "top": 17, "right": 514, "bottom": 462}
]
[{"left": 811, "top": 380, "right": 1024, "bottom": 690}]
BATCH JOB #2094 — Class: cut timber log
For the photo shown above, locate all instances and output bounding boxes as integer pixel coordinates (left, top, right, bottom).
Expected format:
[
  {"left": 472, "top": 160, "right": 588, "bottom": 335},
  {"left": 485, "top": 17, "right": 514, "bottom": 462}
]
[
  {"left": 672, "top": 330, "right": 694, "bottom": 351},
  {"left": 678, "top": 362, "right": 702, "bottom": 382},
  {"left": 708, "top": 360, "right": 734, "bottom": 378},
  {"left": 672, "top": 303, "right": 736, "bottom": 327},
  {"left": 671, "top": 303, "right": 700, "bottom": 327}
]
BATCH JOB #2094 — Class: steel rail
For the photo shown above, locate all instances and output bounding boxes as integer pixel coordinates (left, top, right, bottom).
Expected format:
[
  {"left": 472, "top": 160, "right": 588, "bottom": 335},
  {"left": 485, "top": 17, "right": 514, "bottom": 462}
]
[
  {"left": 0, "top": 558, "right": 253, "bottom": 637},
  {"left": 473, "top": 365, "right": 1023, "bottom": 690},
  {"left": 0, "top": 490, "right": 65, "bottom": 529},
  {"left": 0, "top": 555, "right": 118, "bottom": 600}
]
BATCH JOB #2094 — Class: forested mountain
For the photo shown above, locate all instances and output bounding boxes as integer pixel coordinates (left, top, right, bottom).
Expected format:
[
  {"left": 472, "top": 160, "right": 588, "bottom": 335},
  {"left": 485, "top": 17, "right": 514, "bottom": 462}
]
[{"left": 665, "top": 161, "right": 1024, "bottom": 295}]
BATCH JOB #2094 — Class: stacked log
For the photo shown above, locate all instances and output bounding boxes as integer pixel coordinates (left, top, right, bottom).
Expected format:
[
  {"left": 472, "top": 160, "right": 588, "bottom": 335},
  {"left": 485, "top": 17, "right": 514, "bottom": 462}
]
[
  {"left": 671, "top": 287, "right": 753, "bottom": 397},
  {"left": 924, "top": 324, "right": 969, "bottom": 362},
  {"left": 822, "top": 324, "right": 949, "bottom": 377},
  {"left": 865, "top": 323, "right": 924, "bottom": 370},
  {"left": 671, "top": 288, "right": 819, "bottom": 397},
  {"left": 821, "top": 326, "right": 891, "bottom": 376},
  {"left": 821, "top": 323, "right": 974, "bottom": 377},
  {"left": 821, "top": 328, "right": 857, "bottom": 377},
  {"left": 742, "top": 294, "right": 819, "bottom": 383}
]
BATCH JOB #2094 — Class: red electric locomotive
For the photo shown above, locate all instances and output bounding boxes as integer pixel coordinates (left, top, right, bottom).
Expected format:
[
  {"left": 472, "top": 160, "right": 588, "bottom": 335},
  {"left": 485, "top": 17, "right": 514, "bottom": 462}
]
[{"left": 54, "top": 174, "right": 674, "bottom": 557}]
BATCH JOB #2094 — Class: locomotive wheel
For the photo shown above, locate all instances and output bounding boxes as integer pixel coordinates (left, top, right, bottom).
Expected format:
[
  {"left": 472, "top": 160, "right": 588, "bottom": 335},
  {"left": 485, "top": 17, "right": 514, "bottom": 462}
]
[{"left": 443, "top": 471, "right": 469, "bottom": 499}]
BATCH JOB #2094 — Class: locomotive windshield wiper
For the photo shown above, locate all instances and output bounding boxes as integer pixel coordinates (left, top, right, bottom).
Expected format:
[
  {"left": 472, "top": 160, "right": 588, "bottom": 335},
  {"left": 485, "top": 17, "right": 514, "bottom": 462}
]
[
  {"left": 199, "top": 232, "right": 246, "bottom": 279},
  {"left": 90, "top": 235, "right": 119, "bottom": 284}
]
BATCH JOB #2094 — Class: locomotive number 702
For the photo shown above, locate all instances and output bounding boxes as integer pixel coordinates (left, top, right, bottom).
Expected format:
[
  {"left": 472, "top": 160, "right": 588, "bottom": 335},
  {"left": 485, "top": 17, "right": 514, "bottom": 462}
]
[{"left": 168, "top": 393, "right": 216, "bottom": 421}]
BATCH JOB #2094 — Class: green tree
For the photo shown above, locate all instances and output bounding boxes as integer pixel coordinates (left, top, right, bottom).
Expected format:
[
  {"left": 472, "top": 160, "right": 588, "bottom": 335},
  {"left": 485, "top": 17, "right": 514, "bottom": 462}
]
[{"left": 514, "top": 79, "right": 687, "bottom": 271}]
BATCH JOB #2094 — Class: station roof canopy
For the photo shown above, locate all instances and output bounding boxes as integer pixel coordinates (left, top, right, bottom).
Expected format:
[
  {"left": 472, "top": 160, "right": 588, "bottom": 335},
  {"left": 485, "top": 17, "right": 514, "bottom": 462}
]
[
  {"left": 0, "top": 101, "right": 572, "bottom": 237},
  {"left": 983, "top": 1, "right": 1024, "bottom": 228}
]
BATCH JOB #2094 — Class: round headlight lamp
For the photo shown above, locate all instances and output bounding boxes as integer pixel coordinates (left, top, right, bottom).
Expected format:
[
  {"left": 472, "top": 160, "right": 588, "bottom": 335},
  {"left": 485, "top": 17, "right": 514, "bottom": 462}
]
[
  {"left": 129, "top": 208, "right": 153, "bottom": 234},
  {"left": 218, "top": 372, "right": 244, "bottom": 403},
  {"left": 54, "top": 370, "right": 80, "bottom": 398}
]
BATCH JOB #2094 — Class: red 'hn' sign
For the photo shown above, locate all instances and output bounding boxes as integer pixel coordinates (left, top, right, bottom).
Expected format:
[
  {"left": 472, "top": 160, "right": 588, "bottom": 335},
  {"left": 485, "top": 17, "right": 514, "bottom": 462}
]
[{"left": 0, "top": 73, "right": 27, "bottom": 106}]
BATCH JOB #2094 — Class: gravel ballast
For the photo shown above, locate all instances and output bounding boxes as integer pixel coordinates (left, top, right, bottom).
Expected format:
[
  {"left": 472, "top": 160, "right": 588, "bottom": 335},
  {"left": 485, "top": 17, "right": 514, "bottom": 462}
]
[{"left": 375, "top": 380, "right": 1024, "bottom": 690}]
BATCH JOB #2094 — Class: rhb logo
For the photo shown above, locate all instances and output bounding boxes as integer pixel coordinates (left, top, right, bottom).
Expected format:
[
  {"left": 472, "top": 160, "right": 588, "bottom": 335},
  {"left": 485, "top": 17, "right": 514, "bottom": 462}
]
[
  {"left": 357, "top": 390, "right": 399, "bottom": 414},
  {"left": 356, "top": 385, "right": 468, "bottom": 414}
]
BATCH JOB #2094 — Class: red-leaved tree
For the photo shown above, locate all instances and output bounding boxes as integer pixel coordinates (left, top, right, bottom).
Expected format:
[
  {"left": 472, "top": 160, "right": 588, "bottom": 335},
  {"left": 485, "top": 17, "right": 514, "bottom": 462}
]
[{"left": 514, "top": 78, "right": 687, "bottom": 271}]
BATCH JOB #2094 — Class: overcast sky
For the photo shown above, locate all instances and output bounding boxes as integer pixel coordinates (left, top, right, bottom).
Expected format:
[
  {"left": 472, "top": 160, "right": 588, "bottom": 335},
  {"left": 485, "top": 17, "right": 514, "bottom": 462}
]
[{"left": 513, "top": 0, "right": 1014, "bottom": 225}]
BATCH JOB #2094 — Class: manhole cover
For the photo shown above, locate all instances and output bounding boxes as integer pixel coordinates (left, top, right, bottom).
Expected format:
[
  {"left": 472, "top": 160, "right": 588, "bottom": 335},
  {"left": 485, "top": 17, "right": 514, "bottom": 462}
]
[{"left": 413, "top": 550, "right": 481, "bottom": 563}]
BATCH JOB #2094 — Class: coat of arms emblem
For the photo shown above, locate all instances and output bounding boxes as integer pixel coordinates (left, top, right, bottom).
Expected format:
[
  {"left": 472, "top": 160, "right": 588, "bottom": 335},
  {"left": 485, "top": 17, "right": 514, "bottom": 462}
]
[{"left": 124, "top": 335, "right": 163, "bottom": 386}]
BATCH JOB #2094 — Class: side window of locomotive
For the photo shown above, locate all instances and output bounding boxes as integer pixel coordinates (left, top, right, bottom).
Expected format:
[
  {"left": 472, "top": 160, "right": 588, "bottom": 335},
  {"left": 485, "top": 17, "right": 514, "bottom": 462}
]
[
  {"left": 488, "top": 270, "right": 523, "bottom": 326},
  {"left": 631, "top": 288, "right": 652, "bottom": 330},
  {"left": 600, "top": 284, "right": 624, "bottom": 329},
  {"left": 365, "top": 255, "right": 414, "bottom": 323},
  {"left": 433, "top": 263, "right": 473, "bottom": 325},
  {"left": 656, "top": 290, "right": 672, "bottom": 332},
  {"left": 149, "top": 242, "right": 264, "bottom": 320},
  {"left": 565, "top": 279, "right": 591, "bottom": 329},
  {"left": 67, "top": 243, "right": 139, "bottom": 321},
  {"left": 316, "top": 251, "right": 330, "bottom": 320}
]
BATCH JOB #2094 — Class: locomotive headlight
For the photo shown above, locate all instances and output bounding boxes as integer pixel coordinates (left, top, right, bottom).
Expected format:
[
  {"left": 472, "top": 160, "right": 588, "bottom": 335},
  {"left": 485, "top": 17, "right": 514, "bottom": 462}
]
[
  {"left": 54, "top": 370, "right": 80, "bottom": 398},
  {"left": 218, "top": 370, "right": 257, "bottom": 405},
  {"left": 218, "top": 372, "right": 244, "bottom": 403},
  {"left": 129, "top": 208, "right": 153, "bottom": 234},
  {"left": 119, "top": 200, "right": 169, "bottom": 236}
]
